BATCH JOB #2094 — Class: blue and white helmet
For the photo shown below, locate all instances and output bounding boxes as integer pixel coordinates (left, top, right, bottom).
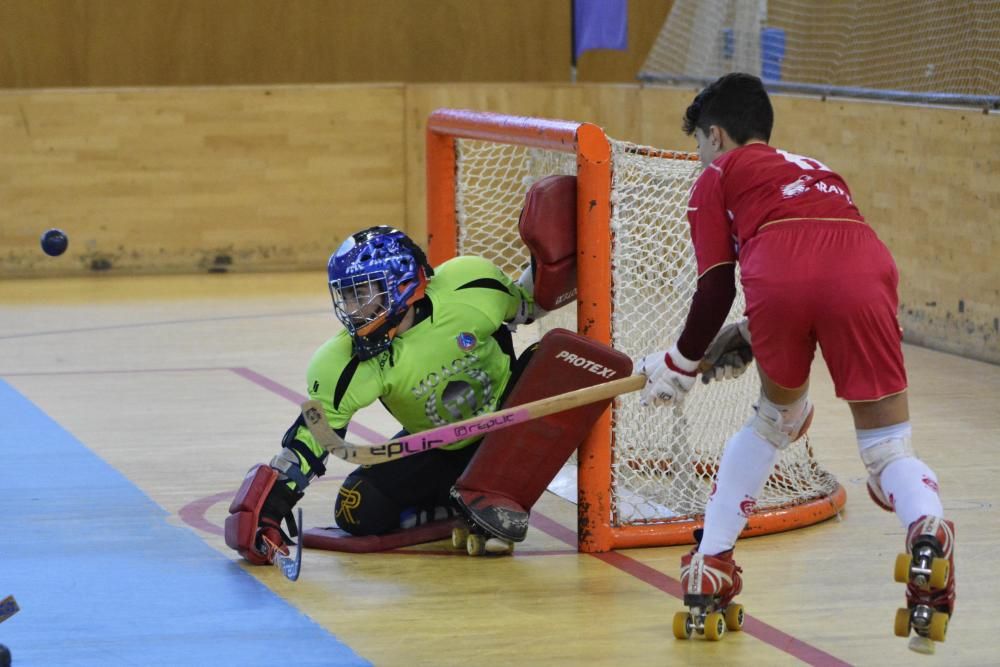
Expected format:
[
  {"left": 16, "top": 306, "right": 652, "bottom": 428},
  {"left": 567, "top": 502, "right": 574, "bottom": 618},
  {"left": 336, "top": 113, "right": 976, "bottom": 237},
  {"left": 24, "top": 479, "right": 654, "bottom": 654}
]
[{"left": 327, "top": 226, "right": 433, "bottom": 359}]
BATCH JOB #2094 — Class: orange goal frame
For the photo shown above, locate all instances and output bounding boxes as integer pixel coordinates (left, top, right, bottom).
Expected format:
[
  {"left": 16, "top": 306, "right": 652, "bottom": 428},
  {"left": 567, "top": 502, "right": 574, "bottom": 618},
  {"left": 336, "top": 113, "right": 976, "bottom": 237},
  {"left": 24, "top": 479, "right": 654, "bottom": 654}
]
[{"left": 425, "top": 108, "right": 846, "bottom": 553}]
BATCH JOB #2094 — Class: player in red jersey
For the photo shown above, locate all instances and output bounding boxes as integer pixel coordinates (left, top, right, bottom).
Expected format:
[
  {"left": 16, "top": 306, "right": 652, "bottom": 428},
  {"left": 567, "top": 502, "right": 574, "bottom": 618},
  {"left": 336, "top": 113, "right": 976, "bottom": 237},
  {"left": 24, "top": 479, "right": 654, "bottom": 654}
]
[{"left": 638, "top": 73, "right": 954, "bottom": 649}]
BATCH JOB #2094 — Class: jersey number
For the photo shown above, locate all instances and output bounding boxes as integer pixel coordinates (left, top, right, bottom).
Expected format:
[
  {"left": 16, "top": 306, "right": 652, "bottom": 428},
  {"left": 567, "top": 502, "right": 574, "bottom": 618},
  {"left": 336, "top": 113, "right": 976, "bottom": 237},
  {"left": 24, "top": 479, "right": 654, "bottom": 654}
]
[{"left": 776, "top": 149, "right": 831, "bottom": 172}]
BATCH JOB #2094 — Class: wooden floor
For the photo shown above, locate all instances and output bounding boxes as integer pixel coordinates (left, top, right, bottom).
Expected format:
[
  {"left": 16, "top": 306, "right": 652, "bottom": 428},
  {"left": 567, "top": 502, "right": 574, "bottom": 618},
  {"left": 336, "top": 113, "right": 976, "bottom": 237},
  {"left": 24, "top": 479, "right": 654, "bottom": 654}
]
[{"left": 2, "top": 271, "right": 998, "bottom": 666}]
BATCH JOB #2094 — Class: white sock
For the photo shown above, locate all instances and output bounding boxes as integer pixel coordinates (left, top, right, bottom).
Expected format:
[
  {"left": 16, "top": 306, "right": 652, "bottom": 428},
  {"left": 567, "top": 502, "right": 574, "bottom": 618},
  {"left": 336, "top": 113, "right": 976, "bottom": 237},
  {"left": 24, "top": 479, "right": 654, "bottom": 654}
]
[
  {"left": 879, "top": 457, "right": 944, "bottom": 527},
  {"left": 698, "top": 424, "right": 780, "bottom": 555}
]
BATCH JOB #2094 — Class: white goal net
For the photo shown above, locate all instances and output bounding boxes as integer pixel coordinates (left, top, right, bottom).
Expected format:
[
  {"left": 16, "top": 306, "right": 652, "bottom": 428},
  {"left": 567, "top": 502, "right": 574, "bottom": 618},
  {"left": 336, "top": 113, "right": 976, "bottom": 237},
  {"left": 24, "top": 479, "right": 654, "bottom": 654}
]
[
  {"left": 444, "top": 130, "right": 841, "bottom": 541},
  {"left": 640, "top": 0, "right": 1000, "bottom": 107}
]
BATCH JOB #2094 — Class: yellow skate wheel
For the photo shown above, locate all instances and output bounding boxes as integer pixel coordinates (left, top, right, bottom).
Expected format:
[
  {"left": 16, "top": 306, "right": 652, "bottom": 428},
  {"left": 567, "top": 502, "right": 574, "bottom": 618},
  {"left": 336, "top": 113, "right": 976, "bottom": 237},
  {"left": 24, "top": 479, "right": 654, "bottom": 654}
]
[
  {"left": 928, "top": 611, "right": 948, "bottom": 642},
  {"left": 724, "top": 604, "right": 745, "bottom": 631},
  {"left": 673, "top": 612, "right": 693, "bottom": 640},
  {"left": 466, "top": 533, "right": 486, "bottom": 556},
  {"left": 929, "top": 558, "right": 950, "bottom": 590},
  {"left": 894, "top": 608, "right": 911, "bottom": 638},
  {"left": 451, "top": 526, "right": 469, "bottom": 549},
  {"left": 704, "top": 612, "right": 726, "bottom": 641},
  {"left": 894, "top": 553, "right": 912, "bottom": 583}
]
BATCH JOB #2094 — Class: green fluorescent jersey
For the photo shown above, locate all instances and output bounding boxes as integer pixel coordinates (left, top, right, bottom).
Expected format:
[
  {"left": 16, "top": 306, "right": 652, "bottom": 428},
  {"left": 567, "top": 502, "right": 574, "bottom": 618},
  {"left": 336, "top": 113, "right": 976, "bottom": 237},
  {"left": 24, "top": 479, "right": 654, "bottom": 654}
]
[{"left": 295, "top": 256, "right": 531, "bottom": 459}]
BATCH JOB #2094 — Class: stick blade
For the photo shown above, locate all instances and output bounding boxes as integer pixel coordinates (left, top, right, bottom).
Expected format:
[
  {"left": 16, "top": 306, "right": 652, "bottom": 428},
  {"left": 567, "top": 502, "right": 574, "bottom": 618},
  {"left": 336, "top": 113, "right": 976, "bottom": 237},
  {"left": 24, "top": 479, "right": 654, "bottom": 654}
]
[{"left": 263, "top": 508, "right": 303, "bottom": 582}]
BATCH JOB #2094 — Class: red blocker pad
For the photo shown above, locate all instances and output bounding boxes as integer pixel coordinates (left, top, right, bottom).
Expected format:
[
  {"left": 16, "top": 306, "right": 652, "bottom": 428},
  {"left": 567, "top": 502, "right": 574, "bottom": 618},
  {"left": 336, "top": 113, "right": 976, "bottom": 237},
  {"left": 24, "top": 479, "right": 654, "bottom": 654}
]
[
  {"left": 519, "top": 175, "right": 577, "bottom": 311},
  {"left": 224, "top": 464, "right": 278, "bottom": 565},
  {"left": 451, "top": 328, "right": 632, "bottom": 542},
  {"left": 302, "top": 519, "right": 460, "bottom": 553}
]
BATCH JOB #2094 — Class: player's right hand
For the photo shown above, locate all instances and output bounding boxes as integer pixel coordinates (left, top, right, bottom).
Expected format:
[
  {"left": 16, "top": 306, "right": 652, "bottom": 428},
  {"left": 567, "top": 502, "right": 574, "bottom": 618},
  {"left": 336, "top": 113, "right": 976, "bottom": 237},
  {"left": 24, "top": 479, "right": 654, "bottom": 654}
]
[
  {"left": 700, "top": 319, "right": 753, "bottom": 384},
  {"left": 637, "top": 345, "right": 698, "bottom": 407},
  {"left": 507, "top": 263, "right": 548, "bottom": 330}
]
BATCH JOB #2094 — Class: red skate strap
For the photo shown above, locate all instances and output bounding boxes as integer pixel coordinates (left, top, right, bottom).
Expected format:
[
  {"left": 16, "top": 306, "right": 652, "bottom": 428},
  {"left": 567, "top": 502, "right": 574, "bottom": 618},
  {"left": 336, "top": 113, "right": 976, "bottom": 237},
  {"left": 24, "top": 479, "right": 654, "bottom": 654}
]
[
  {"left": 680, "top": 550, "right": 742, "bottom": 602},
  {"left": 302, "top": 518, "right": 460, "bottom": 553}
]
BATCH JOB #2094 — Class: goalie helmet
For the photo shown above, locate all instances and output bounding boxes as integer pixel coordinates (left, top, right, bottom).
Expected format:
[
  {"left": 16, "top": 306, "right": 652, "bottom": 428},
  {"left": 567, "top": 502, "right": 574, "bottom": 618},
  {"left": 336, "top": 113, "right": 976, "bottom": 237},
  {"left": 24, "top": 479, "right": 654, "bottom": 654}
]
[{"left": 327, "top": 226, "right": 433, "bottom": 360}]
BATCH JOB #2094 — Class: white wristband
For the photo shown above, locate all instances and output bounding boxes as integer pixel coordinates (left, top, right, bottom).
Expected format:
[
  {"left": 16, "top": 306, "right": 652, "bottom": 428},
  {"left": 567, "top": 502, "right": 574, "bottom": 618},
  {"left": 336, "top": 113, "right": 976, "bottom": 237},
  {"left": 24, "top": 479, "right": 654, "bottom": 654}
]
[{"left": 667, "top": 343, "right": 700, "bottom": 374}]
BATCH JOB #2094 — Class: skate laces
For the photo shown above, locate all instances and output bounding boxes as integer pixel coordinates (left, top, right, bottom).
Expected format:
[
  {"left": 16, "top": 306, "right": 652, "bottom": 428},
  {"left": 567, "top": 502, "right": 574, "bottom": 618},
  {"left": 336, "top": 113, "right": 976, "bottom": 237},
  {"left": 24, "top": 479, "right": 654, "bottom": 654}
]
[{"left": 682, "top": 551, "right": 738, "bottom": 596}]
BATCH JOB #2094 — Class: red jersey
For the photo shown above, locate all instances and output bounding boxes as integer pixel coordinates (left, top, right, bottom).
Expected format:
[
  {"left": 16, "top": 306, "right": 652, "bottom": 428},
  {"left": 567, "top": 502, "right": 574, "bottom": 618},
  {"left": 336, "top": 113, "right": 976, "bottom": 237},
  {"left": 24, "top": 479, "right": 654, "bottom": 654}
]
[{"left": 686, "top": 143, "right": 865, "bottom": 276}]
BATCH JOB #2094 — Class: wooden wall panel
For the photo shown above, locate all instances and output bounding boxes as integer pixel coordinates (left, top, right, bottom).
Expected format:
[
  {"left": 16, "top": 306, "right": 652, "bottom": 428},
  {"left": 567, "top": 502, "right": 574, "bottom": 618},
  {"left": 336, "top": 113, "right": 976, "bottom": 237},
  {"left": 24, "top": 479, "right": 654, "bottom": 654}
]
[
  {"left": 0, "top": 81, "right": 995, "bottom": 362},
  {"left": 776, "top": 100, "right": 999, "bottom": 364},
  {"left": 0, "top": 0, "right": 672, "bottom": 88},
  {"left": 636, "top": 87, "right": 1000, "bottom": 363},
  {"left": 0, "top": 85, "right": 405, "bottom": 276},
  {"left": 406, "top": 84, "right": 999, "bottom": 362}
]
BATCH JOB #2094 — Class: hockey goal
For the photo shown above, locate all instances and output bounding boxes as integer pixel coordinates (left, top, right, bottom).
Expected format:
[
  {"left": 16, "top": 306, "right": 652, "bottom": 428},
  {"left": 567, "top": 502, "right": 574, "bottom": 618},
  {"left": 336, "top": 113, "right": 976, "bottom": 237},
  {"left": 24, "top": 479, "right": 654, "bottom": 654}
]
[{"left": 425, "top": 109, "right": 846, "bottom": 553}]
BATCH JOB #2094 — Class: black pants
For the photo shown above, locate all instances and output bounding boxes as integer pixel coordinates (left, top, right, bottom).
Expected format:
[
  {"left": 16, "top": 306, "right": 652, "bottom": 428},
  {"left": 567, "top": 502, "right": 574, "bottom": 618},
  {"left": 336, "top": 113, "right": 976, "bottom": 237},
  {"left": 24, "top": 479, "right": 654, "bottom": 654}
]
[
  {"left": 334, "top": 340, "right": 538, "bottom": 536},
  {"left": 334, "top": 443, "right": 479, "bottom": 535}
]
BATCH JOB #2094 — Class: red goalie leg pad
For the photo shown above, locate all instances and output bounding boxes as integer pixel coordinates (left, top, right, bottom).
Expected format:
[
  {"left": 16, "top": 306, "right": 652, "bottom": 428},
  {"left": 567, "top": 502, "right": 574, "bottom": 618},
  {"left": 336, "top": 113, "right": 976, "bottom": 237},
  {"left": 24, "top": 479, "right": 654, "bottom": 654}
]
[
  {"left": 224, "top": 463, "right": 278, "bottom": 565},
  {"left": 519, "top": 175, "right": 577, "bottom": 311},
  {"left": 302, "top": 519, "right": 461, "bottom": 553},
  {"left": 452, "top": 328, "right": 633, "bottom": 542}
]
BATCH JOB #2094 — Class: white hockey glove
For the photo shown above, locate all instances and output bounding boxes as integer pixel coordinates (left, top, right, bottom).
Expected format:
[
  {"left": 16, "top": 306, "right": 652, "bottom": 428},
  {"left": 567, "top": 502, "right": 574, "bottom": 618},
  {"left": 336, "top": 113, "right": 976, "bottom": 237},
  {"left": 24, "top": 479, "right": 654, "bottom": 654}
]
[
  {"left": 700, "top": 319, "right": 753, "bottom": 385},
  {"left": 638, "top": 344, "right": 699, "bottom": 407},
  {"left": 506, "top": 263, "right": 549, "bottom": 331}
]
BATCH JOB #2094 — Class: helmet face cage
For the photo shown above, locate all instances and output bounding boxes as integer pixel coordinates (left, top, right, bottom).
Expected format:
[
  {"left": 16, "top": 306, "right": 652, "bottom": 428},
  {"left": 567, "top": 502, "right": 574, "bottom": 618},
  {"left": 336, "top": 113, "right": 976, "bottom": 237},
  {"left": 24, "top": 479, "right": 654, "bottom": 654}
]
[
  {"left": 326, "top": 227, "right": 430, "bottom": 359},
  {"left": 329, "top": 272, "right": 390, "bottom": 337}
]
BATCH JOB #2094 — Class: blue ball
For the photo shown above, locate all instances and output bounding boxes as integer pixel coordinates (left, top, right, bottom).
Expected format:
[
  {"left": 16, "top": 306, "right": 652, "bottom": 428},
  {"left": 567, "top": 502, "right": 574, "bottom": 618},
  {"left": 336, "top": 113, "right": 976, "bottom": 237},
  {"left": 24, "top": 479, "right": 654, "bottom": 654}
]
[{"left": 41, "top": 228, "right": 69, "bottom": 256}]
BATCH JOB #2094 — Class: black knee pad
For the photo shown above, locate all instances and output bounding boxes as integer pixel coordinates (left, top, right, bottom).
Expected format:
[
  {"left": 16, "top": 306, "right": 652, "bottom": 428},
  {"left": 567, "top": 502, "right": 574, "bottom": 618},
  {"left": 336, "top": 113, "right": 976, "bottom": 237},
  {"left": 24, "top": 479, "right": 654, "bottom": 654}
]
[{"left": 335, "top": 472, "right": 401, "bottom": 536}]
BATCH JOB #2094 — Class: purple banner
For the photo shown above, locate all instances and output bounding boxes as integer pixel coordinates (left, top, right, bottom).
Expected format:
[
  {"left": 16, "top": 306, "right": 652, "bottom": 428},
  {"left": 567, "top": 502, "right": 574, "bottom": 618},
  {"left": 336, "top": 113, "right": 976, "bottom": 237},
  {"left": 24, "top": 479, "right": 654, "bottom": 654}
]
[{"left": 573, "top": 0, "right": 628, "bottom": 62}]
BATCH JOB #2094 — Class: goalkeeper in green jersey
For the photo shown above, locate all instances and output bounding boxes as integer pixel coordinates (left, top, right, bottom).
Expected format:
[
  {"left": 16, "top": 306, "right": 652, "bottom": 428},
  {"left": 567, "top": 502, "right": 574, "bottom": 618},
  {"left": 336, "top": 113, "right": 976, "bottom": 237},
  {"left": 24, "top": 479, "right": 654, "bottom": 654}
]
[{"left": 225, "top": 225, "right": 544, "bottom": 563}]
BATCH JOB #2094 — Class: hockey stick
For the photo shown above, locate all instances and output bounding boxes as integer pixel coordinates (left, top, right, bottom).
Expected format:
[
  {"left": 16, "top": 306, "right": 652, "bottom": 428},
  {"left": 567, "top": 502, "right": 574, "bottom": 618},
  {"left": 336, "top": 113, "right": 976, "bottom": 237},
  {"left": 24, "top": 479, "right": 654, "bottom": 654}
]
[
  {"left": 302, "top": 373, "right": 646, "bottom": 465},
  {"left": 0, "top": 596, "right": 18, "bottom": 624},
  {"left": 261, "top": 508, "right": 303, "bottom": 582}
]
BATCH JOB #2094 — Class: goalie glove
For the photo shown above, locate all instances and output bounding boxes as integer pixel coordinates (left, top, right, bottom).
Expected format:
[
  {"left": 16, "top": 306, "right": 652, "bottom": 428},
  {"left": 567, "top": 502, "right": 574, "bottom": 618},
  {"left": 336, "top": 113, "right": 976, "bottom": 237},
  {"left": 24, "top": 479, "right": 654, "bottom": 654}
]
[
  {"left": 226, "top": 464, "right": 302, "bottom": 565},
  {"left": 701, "top": 319, "right": 753, "bottom": 384},
  {"left": 638, "top": 344, "right": 699, "bottom": 407},
  {"left": 506, "top": 263, "right": 549, "bottom": 331}
]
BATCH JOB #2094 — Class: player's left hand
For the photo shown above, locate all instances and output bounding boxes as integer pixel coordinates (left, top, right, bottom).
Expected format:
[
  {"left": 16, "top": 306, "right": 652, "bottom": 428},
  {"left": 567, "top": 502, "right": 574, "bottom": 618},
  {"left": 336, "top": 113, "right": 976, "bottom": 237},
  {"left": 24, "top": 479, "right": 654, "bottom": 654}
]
[
  {"left": 637, "top": 344, "right": 699, "bottom": 407},
  {"left": 506, "top": 263, "right": 549, "bottom": 331},
  {"left": 700, "top": 319, "right": 753, "bottom": 384}
]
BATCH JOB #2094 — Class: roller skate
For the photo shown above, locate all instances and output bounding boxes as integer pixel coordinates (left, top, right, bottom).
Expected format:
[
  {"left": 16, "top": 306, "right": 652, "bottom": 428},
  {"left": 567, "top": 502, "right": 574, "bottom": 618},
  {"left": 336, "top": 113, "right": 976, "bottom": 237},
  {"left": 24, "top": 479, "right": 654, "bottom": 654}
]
[
  {"left": 449, "top": 488, "right": 521, "bottom": 557},
  {"left": 674, "top": 537, "right": 745, "bottom": 641},
  {"left": 449, "top": 522, "right": 515, "bottom": 556},
  {"left": 893, "top": 515, "right": 955, "bottom": 654}
]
